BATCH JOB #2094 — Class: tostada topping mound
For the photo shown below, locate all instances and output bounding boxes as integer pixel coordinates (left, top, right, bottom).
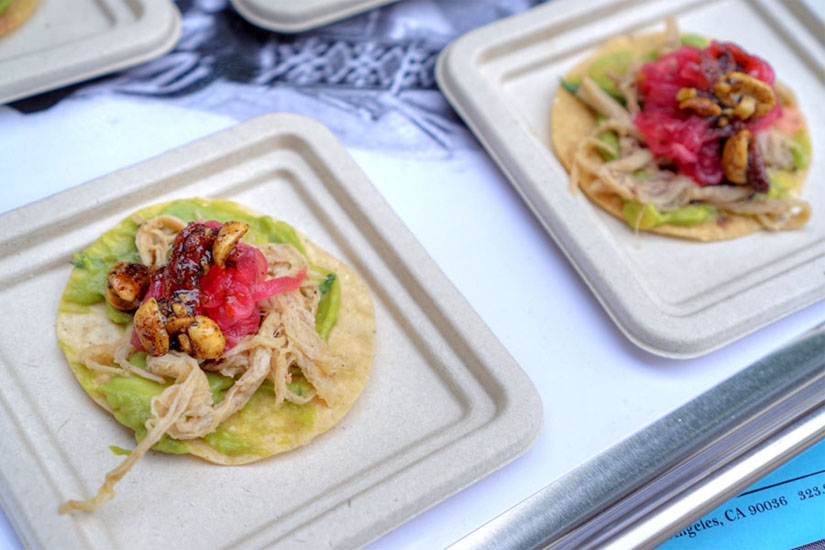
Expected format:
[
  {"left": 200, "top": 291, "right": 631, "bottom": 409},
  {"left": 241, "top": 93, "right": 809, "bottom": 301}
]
[{"left": 552, "top": 19, "right": 812, "bottom": 240}]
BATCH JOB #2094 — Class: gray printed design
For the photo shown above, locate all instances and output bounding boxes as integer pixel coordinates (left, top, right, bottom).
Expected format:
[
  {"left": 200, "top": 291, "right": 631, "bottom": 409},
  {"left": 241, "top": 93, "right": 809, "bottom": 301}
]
[
  {"left": 251, "top": 37, "right": 439, "bottom": 91},
  {"left": 26, "top": 0, "right": 546, "bottom": 152}
]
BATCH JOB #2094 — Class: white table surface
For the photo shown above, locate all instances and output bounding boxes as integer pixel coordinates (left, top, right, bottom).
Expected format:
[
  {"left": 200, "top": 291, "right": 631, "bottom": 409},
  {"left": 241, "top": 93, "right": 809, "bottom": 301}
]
[{"left": 2, "top": 1, "right": 824, "bottom": 548}]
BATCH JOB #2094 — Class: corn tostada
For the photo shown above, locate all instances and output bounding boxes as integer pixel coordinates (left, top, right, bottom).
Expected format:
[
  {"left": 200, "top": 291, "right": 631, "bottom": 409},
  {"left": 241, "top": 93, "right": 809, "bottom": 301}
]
[
  {"left": 552, "top": 20, "right": 811, "bottom": 240},
  {"left": 57, "top": 198, "right": 375, "bottom": 513},
  {"left": 0, "top": 0, "right": 38, "bottom": 36}
]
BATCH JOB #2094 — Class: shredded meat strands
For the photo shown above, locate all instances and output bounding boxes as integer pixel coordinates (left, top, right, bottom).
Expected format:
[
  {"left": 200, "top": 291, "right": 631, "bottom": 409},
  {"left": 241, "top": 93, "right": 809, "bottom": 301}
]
[
  {"left": 570, "top": 114, "right": 811, "bottom": 232},
  {"left": 576, "top": 76, "right": 640, "bottom": 136},
  {"left": 60, "top": 217, "right": 342, "bottom": 514},
  {"left": 80, "top": 329, "right": 166, "bottom": 384},
  {"left": 566, "top": 17, "right": 811, "bottom": 233},
  {"left": 59, "top": 358, "right": 201, "bottom": 514},
  {"left": 134, "top": 215, "right": 186, "bottom": 267},
  {"left": 661, "top": 17, "right": 681, "bottom": 56}
]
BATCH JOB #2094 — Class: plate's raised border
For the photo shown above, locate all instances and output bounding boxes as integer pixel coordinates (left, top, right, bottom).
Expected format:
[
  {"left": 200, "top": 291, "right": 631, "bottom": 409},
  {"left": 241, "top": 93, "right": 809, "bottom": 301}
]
[
  {"left": 0, "top": 0, "right": 181, "bottom": 105},
  {"left": 436, "top": 0, "right": 825, "bottom": 358},
  {"left": 230, "top": 0, "right": 397, "bottom": 33},
  {"left": 0, "top": 113, "right": 541, "bottom": 549}
]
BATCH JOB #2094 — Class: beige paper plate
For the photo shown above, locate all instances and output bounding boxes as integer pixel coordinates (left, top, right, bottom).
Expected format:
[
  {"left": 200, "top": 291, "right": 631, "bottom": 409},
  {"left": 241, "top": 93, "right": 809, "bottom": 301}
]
[
  {"left": 0, "top": 0, "right": 180, "bottom": 104},
  {"left": 437, "top": 0, "right": 825, "bottom": 358},
  {"left": 230, "top": 0, "right": 397, "bottom": 33},
  {"left": 0, "top": 113, "right": 541, "bottom": 549}
]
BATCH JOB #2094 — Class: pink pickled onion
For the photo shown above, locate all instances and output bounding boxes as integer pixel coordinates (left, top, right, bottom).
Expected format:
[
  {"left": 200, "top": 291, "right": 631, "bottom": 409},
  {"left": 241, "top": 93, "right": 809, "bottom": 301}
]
[
  {"left": 199, "top": 243, "right": 306, "bottom": 347},
  {"left": 132, "top": 238, "right": 306, "bottom": 351}
]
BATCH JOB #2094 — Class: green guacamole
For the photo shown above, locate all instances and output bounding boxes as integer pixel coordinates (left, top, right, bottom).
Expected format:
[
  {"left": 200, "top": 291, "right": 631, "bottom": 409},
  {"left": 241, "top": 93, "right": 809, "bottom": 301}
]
[
  {"left": 622, "top": 200, "right": 716, "bottom": 230},
  {"left": 99, "top": 375, "right": 189, "bottom": 455},
  {"left": 0, "top": 0, "right": 12, "bottom": 15},
  {"left": 61, "top": 198, "right": 336, "bottom": 456},
  {"left": 681, "top": 34, "right": 710, "bottom": 49},
  {"left": 96, "top": 370, "right": 303, "bottom": 457},
  {"left": 560, "top": 51, "right": 631, "bottom": 103},
  {"left": 790, "top": 129, "right": 811, "bottom": 170},
  {"left": 587, "top": 50, "right": 632, "bottom": 99}
]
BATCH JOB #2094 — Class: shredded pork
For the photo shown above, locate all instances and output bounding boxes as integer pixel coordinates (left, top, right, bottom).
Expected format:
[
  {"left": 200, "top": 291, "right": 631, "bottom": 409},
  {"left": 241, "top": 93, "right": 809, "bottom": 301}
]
[
  {"left": 134, "top": 215, "right": 186, "bottom": 266},
  {"left": 61, "top": 219, "right": 342, "bottom": 514},
  {"left": 757, "top": 130, "right": 797, "bottom": 172},
  {"left": 661, "top": 17, "right": 681, "bottom": 56},
  {"left": 576, "top": 76, "right": 638, "bottom": 134},
  {"left": 571, "top": 117, "right": 811, "bottom": 231}
]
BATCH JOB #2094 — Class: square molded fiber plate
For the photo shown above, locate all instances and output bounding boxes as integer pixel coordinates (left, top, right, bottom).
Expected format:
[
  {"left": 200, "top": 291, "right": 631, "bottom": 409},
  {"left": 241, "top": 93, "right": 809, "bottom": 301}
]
[
  {"left": 0, "top": 0, "right": 180, "bottom": 104},
  {"left": 230, "top": 0, "right": 397, "bottom": 33},
  {"left": 0, "top": 114, "right": 541, "bottom": 549},
  {"left": 437, "top": 0, "right": 825, "bottom": 357}
]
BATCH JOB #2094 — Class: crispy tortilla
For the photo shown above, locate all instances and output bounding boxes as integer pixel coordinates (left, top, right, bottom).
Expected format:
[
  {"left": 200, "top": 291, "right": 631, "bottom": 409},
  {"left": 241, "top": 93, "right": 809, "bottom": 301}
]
[
  {"left": 551, "top": 33, "right": 810, "bottom": 241},
  {"left": 56, "top": 198, "right": 375, "bottom": 468},
  {"left": 0, "top": 0, "right": 38, "bottom": 36}
]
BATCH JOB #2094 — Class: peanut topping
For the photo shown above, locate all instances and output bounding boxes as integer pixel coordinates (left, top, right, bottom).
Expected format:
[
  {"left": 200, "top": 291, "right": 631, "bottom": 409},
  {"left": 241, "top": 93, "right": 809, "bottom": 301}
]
[
  {"left": 134, "top": 298, "right": 170, "bottom": 356},
  {"left": 187, "top": 316, "right": 226, "bottom": 360},
  {"left": 676, "top": 87, "right": 698, "bottom": 101},
  {"left": 714, "top": 72, "right": 776, "bottom": 119},
  {"left": 105, "top": 262, "right": 150, "bottom": 311},
  {"left": 721, "top": 129, "right": 752, "bottom": 184},
  {"left": 733, "top": 95, "right": 757, "bottom": 119},
  {"left": 127, "top": 220, "right": 250, "bottom": 359},
  {"left": 212, "top": 221, "right": 249, "bottom": 269},
  {"left": 678, "top": 96, "right": 722, "bottom": 117},
  {"left": 165, "top": 314, "right": 196, "bottom": 335}
]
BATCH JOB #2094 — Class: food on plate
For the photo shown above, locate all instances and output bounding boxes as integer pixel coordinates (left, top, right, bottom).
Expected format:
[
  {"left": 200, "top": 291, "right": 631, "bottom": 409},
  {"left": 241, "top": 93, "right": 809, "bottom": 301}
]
[
  {"left": 552, "top": 19, "right": 811, "bottom": 240},
  {"left": 57, "top": 198, "right": 375, "bottom": 513},
  {"left": 0, "top": 0, "right": 38, "bottom": 36}
]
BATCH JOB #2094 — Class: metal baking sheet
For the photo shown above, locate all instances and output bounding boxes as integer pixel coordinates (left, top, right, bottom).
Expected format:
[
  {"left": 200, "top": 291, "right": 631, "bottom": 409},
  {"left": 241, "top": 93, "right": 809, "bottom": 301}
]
[
  {"left": 0, "top": 113, "right": 541, "bottom": 549},
  {"left": 0, "top": 0, "right": 180, "bottom": 104},
  {"left": 436, "top": 0, "right": 825, "bottom": 358},
  {"left": 452, "top": 321, "right": 825, "bottom": 549},
  {"left": 230, "top": 0, "right": 397, "bottom": 33}
]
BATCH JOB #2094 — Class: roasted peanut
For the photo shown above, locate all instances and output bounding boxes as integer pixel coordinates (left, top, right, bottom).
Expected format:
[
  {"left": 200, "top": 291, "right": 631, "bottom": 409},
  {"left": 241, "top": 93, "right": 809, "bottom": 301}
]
[
  {"left": 722, "top": 129, "right": 752, "bottom": 184},
  {"left": 178, "top": 333, "right": 193, "bottom": 354},
  {"left": 105, "top": 262, "right": 150, "bottom": 311},
  {"left": 714, "top": 72, "right": 776, "bottom": 119},
  {"left": 212, "top": 221, "right": 249, "bottom": 268},
  {"left": 166, "top": 314, "right": 196, "bottom": 335},
  {"left": 676, "top": 87, "right": 698, "bottom": 101},
  {"left": 134, "top": 298, "right": 170, "bottom": 356},
  {"left": 678, "top": 96, "right": 722, "bottom": 117},
  {"left": 733, "top": 95, "right": 757, "bottom": 119},
  {"left": 165, "top": 301, "right": 195, "bottom": 334},
  {"left": 187, "top": 315, "right": 225, "bottom": 360}
]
